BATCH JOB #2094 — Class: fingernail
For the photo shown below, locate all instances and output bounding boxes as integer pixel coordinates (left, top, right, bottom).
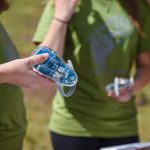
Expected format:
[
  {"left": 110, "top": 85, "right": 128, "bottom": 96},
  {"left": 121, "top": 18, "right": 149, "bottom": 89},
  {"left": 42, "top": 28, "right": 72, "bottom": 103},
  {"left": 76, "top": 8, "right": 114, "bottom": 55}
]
[
  {"left": 43, "top": 53, "right": 49, "bottom": 57},
  {"left": 41, "top": 53, "right": 49, "bottom": 60}
]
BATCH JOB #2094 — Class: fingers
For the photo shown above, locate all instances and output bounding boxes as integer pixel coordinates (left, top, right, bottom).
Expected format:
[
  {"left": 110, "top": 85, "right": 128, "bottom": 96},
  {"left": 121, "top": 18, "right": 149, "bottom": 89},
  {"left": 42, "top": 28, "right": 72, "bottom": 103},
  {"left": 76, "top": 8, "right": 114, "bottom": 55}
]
[
  {"left": 26, "top": 53, "right": 49, "bottom": 68},
  {"left": 107, "top": 88, "right": 132, "bottom": 103}
]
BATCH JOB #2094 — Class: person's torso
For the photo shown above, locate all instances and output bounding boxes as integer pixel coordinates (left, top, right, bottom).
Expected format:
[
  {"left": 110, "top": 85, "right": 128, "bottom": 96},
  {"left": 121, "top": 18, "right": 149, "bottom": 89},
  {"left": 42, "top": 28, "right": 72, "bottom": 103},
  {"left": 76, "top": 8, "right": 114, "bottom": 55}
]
[
  {"left": 0, "top": 23, "right": 26, "bottom": 131},
  {"left": 51, "top": 0, "right": 139, "bottom": 137}
]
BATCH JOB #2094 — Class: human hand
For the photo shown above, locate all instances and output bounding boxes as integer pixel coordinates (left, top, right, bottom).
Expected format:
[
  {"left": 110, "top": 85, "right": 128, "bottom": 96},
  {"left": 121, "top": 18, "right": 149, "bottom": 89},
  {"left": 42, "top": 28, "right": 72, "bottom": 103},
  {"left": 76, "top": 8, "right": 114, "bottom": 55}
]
[
  {"left": 106, "top": 77, "right": 134, "bottom": 103},
  {"left": 0, "top": 54, "right": 54, "bottom": 89},
  {"left": 54, "top": 0, "right": 78, "bottom": 22}
]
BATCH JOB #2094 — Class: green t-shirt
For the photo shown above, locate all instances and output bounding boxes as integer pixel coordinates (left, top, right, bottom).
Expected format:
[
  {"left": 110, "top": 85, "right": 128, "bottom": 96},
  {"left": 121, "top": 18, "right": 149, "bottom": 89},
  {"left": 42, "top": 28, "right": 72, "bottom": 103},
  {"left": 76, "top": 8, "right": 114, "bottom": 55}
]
[
  {"left": 0, "top": 23, "right": 27, "bottom": 149},
  {"left": 33, "top": 0, "right": 150, "bottom": 137}
]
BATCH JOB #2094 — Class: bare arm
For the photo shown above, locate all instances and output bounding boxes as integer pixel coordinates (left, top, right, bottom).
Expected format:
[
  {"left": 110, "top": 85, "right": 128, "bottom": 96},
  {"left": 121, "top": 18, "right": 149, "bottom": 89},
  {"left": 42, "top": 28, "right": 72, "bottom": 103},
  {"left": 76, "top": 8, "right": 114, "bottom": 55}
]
[
  {"left": 40, "top": 19, "right": 67, "bottom": 56},
  {"left": 40, "top": 0, "right": 78, "bottom": 56},
  {"left": 0, "top": 54, "right": 52, "bottom": 89},
  {"left": 133, "top": 52, "right": 150, "bottom": 92}
]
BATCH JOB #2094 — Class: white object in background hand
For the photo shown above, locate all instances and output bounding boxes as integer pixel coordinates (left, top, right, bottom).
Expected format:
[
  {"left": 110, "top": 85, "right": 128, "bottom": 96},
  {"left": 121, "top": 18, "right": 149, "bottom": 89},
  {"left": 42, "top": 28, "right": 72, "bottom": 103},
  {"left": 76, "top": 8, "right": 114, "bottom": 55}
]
[{"left": 106, "top": 77, "right": 134, "bottom": 103}]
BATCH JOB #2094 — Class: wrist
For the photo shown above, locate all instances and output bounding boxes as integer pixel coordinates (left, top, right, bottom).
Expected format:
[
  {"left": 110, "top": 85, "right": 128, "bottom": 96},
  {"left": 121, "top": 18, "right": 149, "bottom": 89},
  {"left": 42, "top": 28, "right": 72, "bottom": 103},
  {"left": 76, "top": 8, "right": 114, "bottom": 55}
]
[
  {"left": 0, "top": 63, "right": 14, "bottom": 84},
  {"left": 53, "top": 17, "right": 69, "bottom": 24}
]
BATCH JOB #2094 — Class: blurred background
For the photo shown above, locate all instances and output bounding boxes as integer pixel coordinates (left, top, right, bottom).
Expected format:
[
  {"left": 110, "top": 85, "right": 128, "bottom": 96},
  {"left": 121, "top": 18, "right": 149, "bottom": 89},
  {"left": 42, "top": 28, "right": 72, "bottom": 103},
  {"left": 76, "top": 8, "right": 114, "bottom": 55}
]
[{"left": 1, "top": 0, "right": 150, "bottom": 150}]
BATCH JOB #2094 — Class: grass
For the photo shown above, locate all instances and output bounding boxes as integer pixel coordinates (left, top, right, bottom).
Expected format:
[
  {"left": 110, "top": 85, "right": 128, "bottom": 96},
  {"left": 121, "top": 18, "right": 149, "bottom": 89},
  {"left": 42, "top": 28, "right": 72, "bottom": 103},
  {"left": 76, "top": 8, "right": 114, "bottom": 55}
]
[
  {"left": 23, "top": 98, "right": 52, "bottom": 150},
  {"left": 1, "top": 0, "right": 150, "bottom": 149},
  {"left": 137, "top": 85, "right": 150, "bottom": 142},
  {"left": 1, "top": 0, "right": 47, "bottom": 56},
  {"left": 138, "top": 104, "right": 150, "bottom": 142}
]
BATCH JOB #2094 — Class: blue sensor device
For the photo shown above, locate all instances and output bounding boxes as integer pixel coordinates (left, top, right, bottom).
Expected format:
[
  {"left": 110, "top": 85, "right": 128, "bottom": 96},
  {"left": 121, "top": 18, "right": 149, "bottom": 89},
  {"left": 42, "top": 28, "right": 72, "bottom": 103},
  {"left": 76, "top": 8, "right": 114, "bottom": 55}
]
[{"left": 32, "top": 46, "right": 78, "bottom": 97}]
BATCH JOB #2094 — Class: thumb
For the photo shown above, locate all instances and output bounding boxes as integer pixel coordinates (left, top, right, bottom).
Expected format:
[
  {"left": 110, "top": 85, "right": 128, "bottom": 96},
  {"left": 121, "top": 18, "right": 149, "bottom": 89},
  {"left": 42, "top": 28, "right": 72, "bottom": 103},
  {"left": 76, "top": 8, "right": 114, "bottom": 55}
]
[{"left": 26, "top": 53, "right": 49, "bottom": 68}]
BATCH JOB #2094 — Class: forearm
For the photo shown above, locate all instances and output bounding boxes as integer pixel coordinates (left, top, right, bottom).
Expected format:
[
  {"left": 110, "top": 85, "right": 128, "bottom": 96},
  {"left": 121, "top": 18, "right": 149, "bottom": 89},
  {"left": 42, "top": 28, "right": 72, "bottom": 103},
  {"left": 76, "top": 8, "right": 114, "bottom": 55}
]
[
  {"left": 0, "top": 65, "right": 4, "bottom": 84},
  {"left": 133, "top": 52, "right": 150, "bottom": 93},
  {"left": 0, "top": 54, "right": 50, "bottom": 88},
  {"left": 40, "top": 19, "right": 68, "bottom": 56},
  {"left": 39, "top": 0, "right": 78, "bottom": 56},
  {"left": 0, "top": 63, "right": 10, "bottom": 84},
  {"left": 132, "top": 67, "right": 150, "bottom": 93}
]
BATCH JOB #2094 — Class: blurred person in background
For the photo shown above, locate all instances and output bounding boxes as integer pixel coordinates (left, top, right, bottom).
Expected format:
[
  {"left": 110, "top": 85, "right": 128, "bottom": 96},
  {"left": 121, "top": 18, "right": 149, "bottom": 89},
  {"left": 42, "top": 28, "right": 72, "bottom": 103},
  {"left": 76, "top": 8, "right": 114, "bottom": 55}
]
[
  {"left": 33, "top": 0, "right": 150, "bottom": 150},
  {"left": 0, "top": 0, "right": 51, "bottom": 149}
]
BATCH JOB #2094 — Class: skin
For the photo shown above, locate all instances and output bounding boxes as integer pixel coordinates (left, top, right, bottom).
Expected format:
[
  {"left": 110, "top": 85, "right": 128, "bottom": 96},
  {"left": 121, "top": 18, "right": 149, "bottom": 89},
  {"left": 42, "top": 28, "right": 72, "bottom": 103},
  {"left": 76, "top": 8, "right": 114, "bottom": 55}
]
[
  {"left": 40, "top": 0, "right": 78, "bottom": 56},
  {"left": 0, "top": 0, "right": 78, "bottom": 97},
  {"left": 0, "top": 53, "right": 53, "bottom": 89}
]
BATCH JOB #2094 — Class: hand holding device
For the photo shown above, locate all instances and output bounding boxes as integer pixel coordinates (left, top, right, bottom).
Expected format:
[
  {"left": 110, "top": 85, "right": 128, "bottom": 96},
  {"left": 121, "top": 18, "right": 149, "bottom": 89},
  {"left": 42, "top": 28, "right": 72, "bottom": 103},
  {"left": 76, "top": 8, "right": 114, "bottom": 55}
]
[
  {"left": 32, "top": 46, "right": 78, "bottom": 97},
  {"left": 106, "top": 77, "right": 134, "bottom": 102}
]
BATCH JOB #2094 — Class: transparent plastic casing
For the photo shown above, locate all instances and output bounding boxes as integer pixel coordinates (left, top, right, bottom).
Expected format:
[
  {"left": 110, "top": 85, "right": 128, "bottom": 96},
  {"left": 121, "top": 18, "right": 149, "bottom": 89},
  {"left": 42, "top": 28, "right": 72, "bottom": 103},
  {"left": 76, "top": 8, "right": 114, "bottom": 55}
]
[{"left": 32, "top": 46, "right": 78, "bottom": 87}]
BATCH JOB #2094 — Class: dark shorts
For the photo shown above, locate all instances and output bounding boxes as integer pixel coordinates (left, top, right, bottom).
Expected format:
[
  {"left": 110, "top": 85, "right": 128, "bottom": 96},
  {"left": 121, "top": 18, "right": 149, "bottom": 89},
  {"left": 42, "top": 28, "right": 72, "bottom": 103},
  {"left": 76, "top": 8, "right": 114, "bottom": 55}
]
[{"left": 50, "top": 131, "right": 139, "bottom": 150}]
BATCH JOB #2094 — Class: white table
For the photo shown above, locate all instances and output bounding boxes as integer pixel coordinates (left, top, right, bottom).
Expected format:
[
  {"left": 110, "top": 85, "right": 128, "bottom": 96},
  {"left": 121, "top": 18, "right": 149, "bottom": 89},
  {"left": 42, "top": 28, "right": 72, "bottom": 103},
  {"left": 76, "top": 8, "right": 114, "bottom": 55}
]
[{"left": 100, "top": 142, "right": 150, "bottom": 150}]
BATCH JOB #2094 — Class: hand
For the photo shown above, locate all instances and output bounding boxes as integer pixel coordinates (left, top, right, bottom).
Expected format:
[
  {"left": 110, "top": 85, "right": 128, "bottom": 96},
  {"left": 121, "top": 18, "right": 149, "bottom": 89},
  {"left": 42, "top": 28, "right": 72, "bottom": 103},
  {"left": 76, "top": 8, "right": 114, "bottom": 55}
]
[
  {"left": 0, "top": 54, "right": 54, "bottom": 89},
  {"left": 54, "top": 0, "right": 78, "bottom": 22},
  {"left": 107, "top": 87, "right": 133, "bottom": 103},
  {"left": 107, "top": 77, "right": 134, "bottom": 103}
]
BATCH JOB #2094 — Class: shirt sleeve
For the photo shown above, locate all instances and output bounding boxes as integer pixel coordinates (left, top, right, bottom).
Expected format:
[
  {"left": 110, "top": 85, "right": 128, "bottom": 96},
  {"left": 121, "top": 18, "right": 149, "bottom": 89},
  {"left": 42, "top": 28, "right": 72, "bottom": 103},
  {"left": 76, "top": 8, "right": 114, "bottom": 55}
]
[
  {"left": 137, "top": 1, "right": 150, "bottom": 53},
  {"left": 32, "top": 1, "right": 54, "bottom": 43}
]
